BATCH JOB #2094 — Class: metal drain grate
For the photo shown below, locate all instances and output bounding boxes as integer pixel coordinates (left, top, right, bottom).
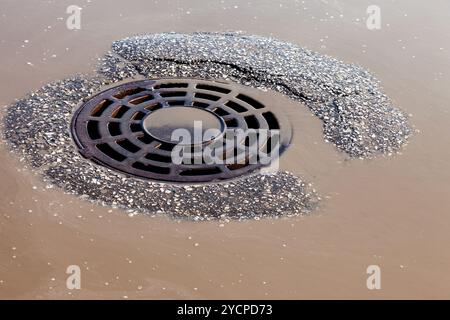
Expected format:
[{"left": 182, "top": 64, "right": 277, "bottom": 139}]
[{"left": 71, "top": 79, "right": 292, "bottom": 183}]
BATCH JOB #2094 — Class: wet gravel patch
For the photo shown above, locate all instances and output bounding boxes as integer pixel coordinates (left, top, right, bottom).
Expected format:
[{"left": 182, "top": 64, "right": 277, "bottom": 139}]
[
  {"left": 111, "top": 32, "right": 411, "bottom": 157},
  {"left": 2, "top": 32, "right": 411, "bottom": 220},
  {"left": 3, "top": 75, "right": 319, "bottom": 220}
]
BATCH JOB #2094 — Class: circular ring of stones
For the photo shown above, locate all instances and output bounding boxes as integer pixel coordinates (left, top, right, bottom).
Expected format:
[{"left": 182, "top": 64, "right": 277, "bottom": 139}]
[{"left": 3, "top": 32, "right": 412, "bottom": 219}]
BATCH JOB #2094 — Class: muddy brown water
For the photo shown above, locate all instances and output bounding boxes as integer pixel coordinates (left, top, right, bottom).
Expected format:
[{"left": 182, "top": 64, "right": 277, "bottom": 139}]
[{"left": 1, "top": 0, "right": 450, "bottom": 299}]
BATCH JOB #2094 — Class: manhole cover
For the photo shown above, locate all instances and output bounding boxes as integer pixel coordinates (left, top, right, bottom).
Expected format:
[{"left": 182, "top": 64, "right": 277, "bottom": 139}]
[{"left": 71, "top": 79, "right": 292, "bottom": 183}]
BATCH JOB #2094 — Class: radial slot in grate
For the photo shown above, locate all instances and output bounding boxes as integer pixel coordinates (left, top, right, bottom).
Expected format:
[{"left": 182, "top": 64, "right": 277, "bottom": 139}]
[{"left": 71, "top": 79, "right": 292, "bottom": 183}]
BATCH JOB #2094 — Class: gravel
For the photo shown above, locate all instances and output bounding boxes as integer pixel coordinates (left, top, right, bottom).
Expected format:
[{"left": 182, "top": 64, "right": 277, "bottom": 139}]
[
  {"left": 2, "top": 32, "right": 411, "bottom": 220},
  {"left": 110, "top": 32, "right": 410, "bottom": 157}
]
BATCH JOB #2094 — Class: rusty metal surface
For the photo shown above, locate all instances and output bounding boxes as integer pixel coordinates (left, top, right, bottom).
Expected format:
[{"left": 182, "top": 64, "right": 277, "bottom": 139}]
[{"left": 71, "top": 78, "right": 292, "bottom": 183}]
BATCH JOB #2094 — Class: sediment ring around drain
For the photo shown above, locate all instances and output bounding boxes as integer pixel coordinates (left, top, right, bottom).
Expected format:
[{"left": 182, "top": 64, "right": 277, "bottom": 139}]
[{"left": 71, "top": 78, "right": 293, "bottom": 183}]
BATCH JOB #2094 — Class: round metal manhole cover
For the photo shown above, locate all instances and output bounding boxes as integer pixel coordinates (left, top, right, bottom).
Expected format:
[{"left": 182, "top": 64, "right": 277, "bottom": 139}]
[{"left": 71, "top": 79, "right": 292, "bottom": 183}]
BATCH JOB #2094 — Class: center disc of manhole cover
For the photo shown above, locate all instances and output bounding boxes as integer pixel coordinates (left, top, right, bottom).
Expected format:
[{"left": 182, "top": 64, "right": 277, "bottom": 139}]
[
  {"left": 71, "top": 78, "right": 292, "bottom": 183},
  {"left": 142, "top": 106, "right": 225, "bottom": 145}
]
